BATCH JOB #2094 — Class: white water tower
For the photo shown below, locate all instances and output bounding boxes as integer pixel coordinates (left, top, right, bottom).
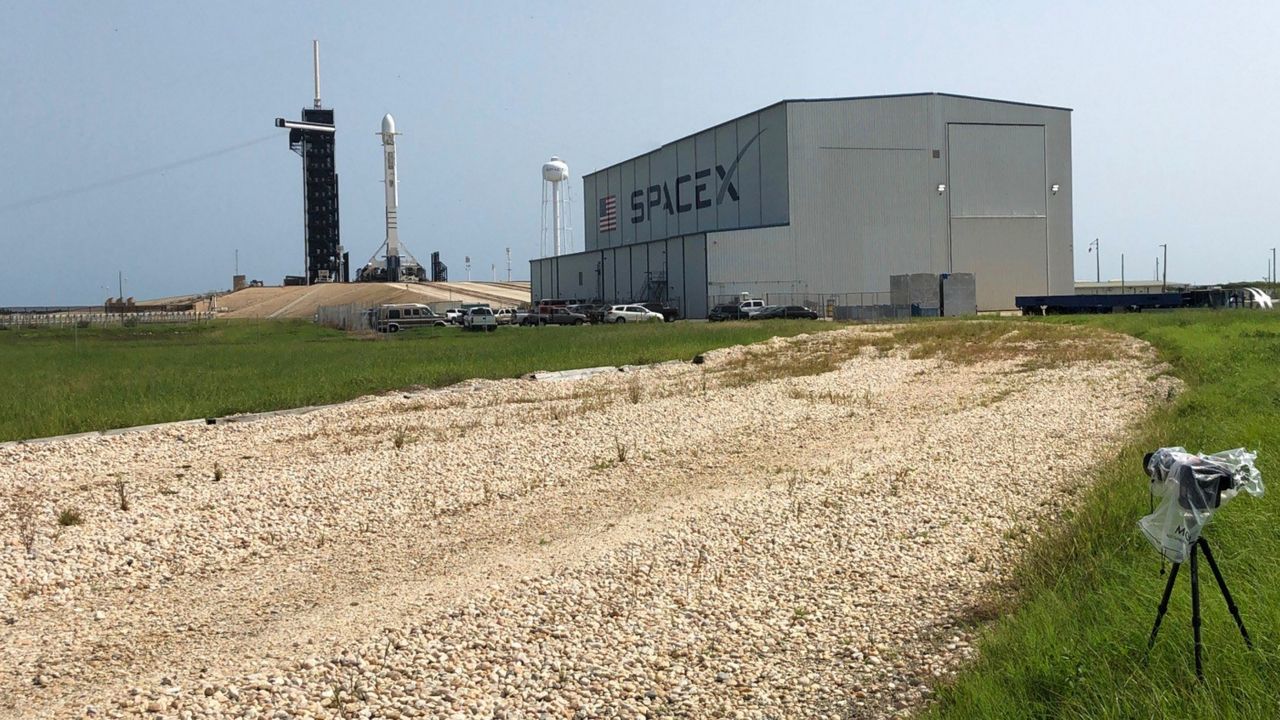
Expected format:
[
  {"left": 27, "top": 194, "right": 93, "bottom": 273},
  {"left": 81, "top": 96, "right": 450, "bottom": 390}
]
[{"left": 541, "top": 157, "right": 570, "bottom": 256}]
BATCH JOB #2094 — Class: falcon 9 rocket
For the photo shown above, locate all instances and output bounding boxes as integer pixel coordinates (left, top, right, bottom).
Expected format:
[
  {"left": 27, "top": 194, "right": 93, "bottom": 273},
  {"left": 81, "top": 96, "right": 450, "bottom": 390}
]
[{"left": 379, "top": 114, "right": 401, "bottom": 281}]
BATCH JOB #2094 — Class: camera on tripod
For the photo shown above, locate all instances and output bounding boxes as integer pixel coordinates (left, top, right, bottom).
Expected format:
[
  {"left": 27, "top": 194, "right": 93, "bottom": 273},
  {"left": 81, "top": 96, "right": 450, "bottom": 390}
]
[
  {"left": 1144, "top": 447, "right": 1244, "bottom": 512},
  {"left": 1139, "top": 446, "right": 1262, "bottom": 562},
  {"left": 1140, "top": 446, "right": 1264, "bottom": 680}
]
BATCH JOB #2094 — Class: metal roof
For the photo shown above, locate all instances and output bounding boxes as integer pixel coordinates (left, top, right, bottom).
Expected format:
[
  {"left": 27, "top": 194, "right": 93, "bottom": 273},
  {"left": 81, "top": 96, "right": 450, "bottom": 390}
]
[{"left": 586, "top": 92, "right": 1072, "bottom": 177}]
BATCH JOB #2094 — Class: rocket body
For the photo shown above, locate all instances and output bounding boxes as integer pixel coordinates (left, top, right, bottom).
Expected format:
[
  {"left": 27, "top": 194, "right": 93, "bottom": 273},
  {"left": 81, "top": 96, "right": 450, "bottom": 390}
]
[{"left": 380, "top": 114, "right": 400, "bottom": 279}]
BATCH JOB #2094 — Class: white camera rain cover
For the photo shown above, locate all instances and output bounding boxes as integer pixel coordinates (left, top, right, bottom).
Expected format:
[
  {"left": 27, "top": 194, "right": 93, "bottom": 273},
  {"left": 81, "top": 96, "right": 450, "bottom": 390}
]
[{"left": 1139, "top": 446, "right": 1264, "bottom": 562}]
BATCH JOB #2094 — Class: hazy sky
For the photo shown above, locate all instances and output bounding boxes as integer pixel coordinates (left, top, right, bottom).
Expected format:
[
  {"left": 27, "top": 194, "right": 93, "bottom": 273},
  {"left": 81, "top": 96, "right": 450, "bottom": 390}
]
[{"left": 2, "top": 1, "right": 1277, "bottom": 305}]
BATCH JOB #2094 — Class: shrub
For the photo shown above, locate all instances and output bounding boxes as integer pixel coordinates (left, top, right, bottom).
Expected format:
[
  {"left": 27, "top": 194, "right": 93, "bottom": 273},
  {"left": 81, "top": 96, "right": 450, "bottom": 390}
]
[
  {"left": 57, "top": 508, "right": 83, "bottom": 527},
  {"left": 114, "top": 476, "right": 129, "bottom": 511}
]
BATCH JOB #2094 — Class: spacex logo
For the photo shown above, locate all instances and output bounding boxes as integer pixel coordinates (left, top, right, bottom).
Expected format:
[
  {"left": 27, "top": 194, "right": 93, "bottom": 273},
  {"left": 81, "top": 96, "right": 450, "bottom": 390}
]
[{"left": 627, "top": 129, "right": 764, "bottom": 225}]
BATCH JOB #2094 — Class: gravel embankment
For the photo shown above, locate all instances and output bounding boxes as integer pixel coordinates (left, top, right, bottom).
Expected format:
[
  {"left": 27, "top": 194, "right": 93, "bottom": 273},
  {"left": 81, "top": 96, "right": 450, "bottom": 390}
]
[{"left": 0, "top": 325, "right": 1176, "bottom": 719}]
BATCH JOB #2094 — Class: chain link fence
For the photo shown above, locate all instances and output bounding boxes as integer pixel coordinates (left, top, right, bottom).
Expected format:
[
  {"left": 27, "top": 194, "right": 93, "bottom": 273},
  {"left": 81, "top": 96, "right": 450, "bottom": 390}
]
[
  {"left": 0, "top": 311, "right": 213, "bottom": 329},
  {"left": 708, "top": 291, "right": 896, "bottom": 319},
  {"left": 315, "top": 303, "right": 371, "bottom": 331}
]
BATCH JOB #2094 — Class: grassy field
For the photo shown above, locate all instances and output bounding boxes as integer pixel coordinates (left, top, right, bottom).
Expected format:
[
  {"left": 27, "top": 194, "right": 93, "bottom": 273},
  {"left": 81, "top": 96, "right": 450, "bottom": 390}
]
[
  {"left": 930, "top": 310, "right": 1280, "bottom": 719},
  {"left": 0, "top": 319, "right": 832, "bottom": 442}
]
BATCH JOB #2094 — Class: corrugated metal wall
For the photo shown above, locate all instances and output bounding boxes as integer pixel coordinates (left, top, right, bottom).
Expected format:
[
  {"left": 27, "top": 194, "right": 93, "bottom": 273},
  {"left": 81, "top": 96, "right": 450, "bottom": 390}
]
[
  {"left": 528, "top": 234, "right": 709, "bottom": 318},
  {"left": 763, "top": 94, "right": 1072, "bottom": 310},
  {"left": 582, "top": 105, "right": 788, "bottom": 251}
]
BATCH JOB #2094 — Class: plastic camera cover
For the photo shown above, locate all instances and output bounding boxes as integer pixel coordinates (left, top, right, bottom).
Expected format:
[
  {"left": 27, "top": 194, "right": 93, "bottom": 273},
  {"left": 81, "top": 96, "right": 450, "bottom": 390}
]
[{"left": 1138, "top": 446, "right": 1264, "bottom": 562}]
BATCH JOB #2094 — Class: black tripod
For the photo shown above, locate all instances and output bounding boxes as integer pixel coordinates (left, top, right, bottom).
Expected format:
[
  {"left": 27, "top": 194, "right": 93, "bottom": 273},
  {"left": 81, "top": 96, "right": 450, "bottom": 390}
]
[{"left": 1146, "top": 536, "right": 1253, "bottom": 680}]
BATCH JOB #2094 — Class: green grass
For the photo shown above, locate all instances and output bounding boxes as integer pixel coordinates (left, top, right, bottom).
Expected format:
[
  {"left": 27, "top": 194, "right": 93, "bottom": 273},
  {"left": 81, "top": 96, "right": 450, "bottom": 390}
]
[
  {"left": 0, "top": 319, "right": 831, "bottom": 442},
  {"left": 930, "top": 310, "right": 1280, "bottom": 720}
]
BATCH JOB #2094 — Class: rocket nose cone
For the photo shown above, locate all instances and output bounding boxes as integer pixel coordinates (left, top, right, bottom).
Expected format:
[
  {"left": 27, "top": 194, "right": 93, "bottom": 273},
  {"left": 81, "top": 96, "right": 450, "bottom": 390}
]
[{"left": 381, "top": 114, "right": 396, "bottom": 134}]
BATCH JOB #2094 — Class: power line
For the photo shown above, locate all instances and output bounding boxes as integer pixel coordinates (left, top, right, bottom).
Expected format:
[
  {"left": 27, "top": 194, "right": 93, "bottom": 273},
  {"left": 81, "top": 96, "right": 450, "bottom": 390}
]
[{"left": 0, "top": 134, "right": 278, "bottom": 213}]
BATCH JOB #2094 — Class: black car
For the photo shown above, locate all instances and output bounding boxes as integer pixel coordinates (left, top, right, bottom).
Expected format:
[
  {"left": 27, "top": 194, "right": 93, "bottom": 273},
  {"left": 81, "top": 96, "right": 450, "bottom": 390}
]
[
  {"left": 640, "top": 302, "right": 680, "bottom": 322},
  {"left": 708, "top": 304, "right": 749, "bottom": 321},
  {"left": 751, "top": 305, "right": 819, "bottom": 320},
  {"left": 569, "top": 303, "right": 608, "bottom": 324}
]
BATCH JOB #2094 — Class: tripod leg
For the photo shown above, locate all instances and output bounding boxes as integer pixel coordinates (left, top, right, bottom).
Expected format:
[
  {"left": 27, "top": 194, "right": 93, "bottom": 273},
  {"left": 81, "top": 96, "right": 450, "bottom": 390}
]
[
  {"left": 1147, "top": 561, "right": 1181, "bottom": 651},
  {"left": 1191, "top": 545, "right": 1203, "bottom": 682},
  {"left": 1198, "top": 538, "right": 1254, "bottom": 649}
]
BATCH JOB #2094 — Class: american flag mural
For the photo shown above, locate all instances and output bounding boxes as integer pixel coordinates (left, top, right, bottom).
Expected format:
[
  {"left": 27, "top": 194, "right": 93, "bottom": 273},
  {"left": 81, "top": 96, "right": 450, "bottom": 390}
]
[{"left": 597, "top": 195, "right": 618, "bottom": 232}]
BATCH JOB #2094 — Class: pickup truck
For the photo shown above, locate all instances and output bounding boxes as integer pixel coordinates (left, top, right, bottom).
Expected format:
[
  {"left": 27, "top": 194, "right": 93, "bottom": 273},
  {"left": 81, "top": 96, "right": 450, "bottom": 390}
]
[
  {"left": 521, "top": 307, "right": 588, "bottom": 326},
  {"left": 640, "top": 302, "right": 680, "bottom": 322},
  {"left": 462, "top": 307, "right": 498, "bottom": 332}
]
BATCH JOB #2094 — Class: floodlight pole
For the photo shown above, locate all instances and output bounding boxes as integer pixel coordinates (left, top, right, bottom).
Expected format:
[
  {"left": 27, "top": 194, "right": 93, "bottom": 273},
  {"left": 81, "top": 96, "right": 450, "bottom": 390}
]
[{"left": 1160, "top": 244, "right": 1168, "bottom": 292}]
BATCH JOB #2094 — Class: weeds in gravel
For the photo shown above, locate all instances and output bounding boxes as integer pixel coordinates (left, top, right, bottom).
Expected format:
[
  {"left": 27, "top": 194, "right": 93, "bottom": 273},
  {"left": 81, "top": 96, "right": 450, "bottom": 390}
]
[
  {"left": 887, "top": 467, "right": 911, "bottom": 498},
  {"left": 10, "top": 487, "right": 39, "bottom": 558},
  {"left": 57, "top": 508, "right": 83, "bottom": 527},
  {"left": 786, "top": 472, "right": 803, "bottom": 520},
  {"left": 113, "top": 475, "right": 129, "bottom": 511},
  {"left": 392, "top": 427, "right": 415, "bottom": 450},
  {"left": 614, "top": 438, "right": 629, "bottom": 464},
  {"left": 212, "top": 463, "right": 224, "bottom": 482},
  {"left": 627, "top": 381, "right": 643, "bottom": 404}
]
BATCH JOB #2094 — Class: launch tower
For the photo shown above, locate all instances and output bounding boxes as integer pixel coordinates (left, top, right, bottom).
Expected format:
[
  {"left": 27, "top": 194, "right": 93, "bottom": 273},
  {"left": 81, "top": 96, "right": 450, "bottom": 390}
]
[{"left": 275, "top": 41, "right": 346, "bottom": 284}]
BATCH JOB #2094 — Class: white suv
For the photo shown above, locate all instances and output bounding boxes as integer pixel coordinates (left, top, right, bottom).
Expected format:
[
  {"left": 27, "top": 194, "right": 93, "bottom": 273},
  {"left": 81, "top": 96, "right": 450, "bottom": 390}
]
[
  {"left": 605, "top": 305, "right": 664, "bottom": 323},
  {"left": 739, "top": 299, "right": 766, "bottom": 316}
]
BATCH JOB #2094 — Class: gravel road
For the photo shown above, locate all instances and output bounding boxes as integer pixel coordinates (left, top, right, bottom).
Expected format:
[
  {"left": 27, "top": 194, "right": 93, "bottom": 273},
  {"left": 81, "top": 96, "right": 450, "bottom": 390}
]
[{"left": 0, "top": 324, "right": 1176, "bottom": 719}]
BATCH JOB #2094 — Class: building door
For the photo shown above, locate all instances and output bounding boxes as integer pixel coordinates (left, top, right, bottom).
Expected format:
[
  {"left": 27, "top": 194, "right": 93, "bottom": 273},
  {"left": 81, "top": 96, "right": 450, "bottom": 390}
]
[{"left": 947, "top": 124, "right": 1049, "bottom": 310}]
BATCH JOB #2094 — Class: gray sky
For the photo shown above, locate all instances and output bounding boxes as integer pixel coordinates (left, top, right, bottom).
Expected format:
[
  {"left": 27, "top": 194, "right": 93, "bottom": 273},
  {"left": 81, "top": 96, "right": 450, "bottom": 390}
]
[{"left": 2, "top": 1, "right": 1276, "bottom": 305}]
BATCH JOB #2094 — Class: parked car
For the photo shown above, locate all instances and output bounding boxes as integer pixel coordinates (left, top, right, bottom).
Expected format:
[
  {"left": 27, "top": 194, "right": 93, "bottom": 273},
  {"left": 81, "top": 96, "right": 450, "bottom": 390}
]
[
  {"left": 708, "top": 304, "right": 749, "bottom": 322},
  {"left": 567, "top": 303, "right": 607, "bottom": 324},
  {"left": 738, "top": 299, "right": 766, "bottom": 316},
  {"left": 640, "top": 302, "right": 680, "bottom": 322},
  {"left": 521, "top": 307, "right": 588, "bottom": 325},
  {"left": 462, "top": 306, "right": 498, "bottom": 332},
  {"left": 605, "top": 304, "right": 665, "bottom": 323},
  {"left": 371, "top": 303, "right": 448, "bottom": 333},
  {"left": 494, "top": 308, "right": 518, "bottom": 325},
  {"left": 751, "top": 305, "right": 820, "bottom": 320},
  {"left": 444, "top": 308, "right": 464, "bottom": 324}
]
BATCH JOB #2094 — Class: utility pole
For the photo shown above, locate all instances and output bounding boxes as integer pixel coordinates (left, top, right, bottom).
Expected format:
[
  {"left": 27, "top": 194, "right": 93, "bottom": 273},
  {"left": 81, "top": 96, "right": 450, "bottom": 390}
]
[
  {"left": 1159, "top": 243, "right": 1168, "bottom": 292},
  {"left": 1087, "top": 238, "right": 1100, "bottom": 283},
  {"left": 118, "top": 271, "right": 124, "bottom": 301},
  {"left": 1155, "top": 256, "right": 1160, "bottom": 283},
  {"left": 1121, "top": 253, "right": 1125, "bottom": 293},
  {"left": 464, "top": 256, "right": 471, "bottom": 282},
  {"left": 505, "top": 247, "right": 512, "bottom": 282},
  {"left": 491, "top": 263, "right": 496, "bottom": 282}
]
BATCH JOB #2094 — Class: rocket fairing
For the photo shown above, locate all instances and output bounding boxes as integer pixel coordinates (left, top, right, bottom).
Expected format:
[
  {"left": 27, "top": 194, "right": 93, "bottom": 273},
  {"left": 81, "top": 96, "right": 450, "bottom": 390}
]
[{"left": 379, "top": 114, "right": 401, "bottom": 279}]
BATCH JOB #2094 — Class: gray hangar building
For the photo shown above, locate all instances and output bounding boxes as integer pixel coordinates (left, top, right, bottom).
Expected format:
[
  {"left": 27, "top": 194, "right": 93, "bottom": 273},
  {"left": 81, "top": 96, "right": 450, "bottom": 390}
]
[{"left": 529, "top": 92, "right": 1074, "bottom": 317}]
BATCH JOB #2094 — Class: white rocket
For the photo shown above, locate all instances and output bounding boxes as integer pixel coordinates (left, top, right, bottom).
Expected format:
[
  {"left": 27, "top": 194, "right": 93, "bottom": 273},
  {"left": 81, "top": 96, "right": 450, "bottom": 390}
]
[{"left": 379, "top": 114, "right": 401, "bottom": 278}]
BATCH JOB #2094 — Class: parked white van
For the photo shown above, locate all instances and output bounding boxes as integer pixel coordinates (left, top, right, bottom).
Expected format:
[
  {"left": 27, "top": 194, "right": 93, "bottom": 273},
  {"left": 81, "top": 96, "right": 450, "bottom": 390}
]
[{"left": 371, "top": 303, "right": 447, "bottom": 333}]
